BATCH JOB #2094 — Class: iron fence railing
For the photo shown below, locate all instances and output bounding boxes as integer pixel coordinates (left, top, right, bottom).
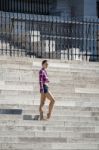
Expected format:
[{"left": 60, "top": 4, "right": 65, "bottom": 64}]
[
  {"left": 0, "top": 0, "right": 49, "bottom": 15},
  {"left": 0, "top": 11, "right": 99, "bottom": 61}
]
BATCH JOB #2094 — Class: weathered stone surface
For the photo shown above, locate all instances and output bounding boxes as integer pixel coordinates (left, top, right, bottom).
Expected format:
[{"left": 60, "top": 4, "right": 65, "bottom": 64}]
[{"left": 0, "top": 56, "right": 99, "bottom": 149}]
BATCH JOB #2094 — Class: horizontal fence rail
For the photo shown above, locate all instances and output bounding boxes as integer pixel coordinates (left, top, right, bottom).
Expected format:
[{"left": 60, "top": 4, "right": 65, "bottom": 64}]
[{"left": 0, "top": 11, "right": 99, "bottom": 61}]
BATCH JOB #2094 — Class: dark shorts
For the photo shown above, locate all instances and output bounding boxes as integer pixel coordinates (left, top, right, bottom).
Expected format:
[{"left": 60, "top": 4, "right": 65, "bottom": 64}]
[{"left": 43, "top": 84, "right": 49, "bottom": 93}]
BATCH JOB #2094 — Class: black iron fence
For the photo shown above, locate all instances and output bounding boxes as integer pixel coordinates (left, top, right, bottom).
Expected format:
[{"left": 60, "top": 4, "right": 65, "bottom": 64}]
[
  {"left": 0, "top": 0, "right": 49, "bottom": 15},
  {"left": 0, "top": 11, "right": 99, "bottom": 61}
]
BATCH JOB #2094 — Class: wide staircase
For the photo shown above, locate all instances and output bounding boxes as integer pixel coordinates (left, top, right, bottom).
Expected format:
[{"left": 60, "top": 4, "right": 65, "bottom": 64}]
[{"left": 0, "top": 55, "right": 99, "bottom": 150}]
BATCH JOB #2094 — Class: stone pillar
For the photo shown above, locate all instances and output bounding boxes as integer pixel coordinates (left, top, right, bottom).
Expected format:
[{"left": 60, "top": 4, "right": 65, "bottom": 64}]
[
  {"left": 84, "top": 0, "right": 97, "bottom": 17},
  {"left": 55, "top": 0, "right": 71, "bottom": 17},
  {"left": 69, "top": 0, "right": 84, "bottom": 17}
]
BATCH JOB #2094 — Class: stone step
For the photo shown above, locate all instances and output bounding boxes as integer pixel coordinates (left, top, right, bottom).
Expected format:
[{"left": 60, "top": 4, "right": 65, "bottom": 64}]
[
  {"left": 1, "top": 98, "right": 99, "bottom": 106},
  {"left": 23, "top": 111, "right": 99, "bottom": 118},
  {"left": 1, "top": 67, "right": 99, "bottom": 78},
  {"left": 0, "top": 78, "right": 34, "bottom": 82},
  {"left": 0, "top": 64, "right": 33, "bottom": 70},
  {"left": 0, "top": 56, "right": 95, "bottom": 66},
  {"left": 0, "top": 136, "right": 67, "bottom": 143},
  {"left": 1, "top": 80, "right": 96, "bottom": 90},
  {"left": 0, "top": 59, "right": 32, "bottom": 66},
  {"left": 0, "top": 91, "right": 99, "bottom": 102},
  {"left": 1, "top": 62, "right": 99, "bottom": 73},
  {"left": 0, "top": 88, "right": 74, "bottom": 95},
  {"left": 0, "top": 73, "right": 33, "bottom": 82},
  {"left": 34, "top": 83, "right": 99, "bottom": 90},
  {"left": 0, "top": 82, "right": 99, "bottom": 95},
  {"left": 0, "top": 149, "right": 96, "bottom": 150},
  {"left": 0, "top": 85, "right": 33, "bottom": 91},
  {"left": 0, "top": 130, "right": 99, "bottom": 140},
  {"left": 22, "top": 110, "right": 96, "bottom": 117},
  {"left": 2, "top": 80, "right": 99, "bottom": 89},
  {"left": 3, "top": 80, "right": 99, "bottom": 89},
  {"left": 2, "top": 58, "right": 97, "bottom": 74},
  {"left": 34, "top": 58, "right": 99, "bottom": 65},
  {"left": 33, "top": 100, "right": 99, "bottom": 107},
  {"left": 0, "top": 82, "right": 75, "bottom": 90},
  {"left": 0, "top": 55, "right": 33, "bottom": 63},
  {"left": 1, "top": 71, "right": 98, "bottom": 81},
  {"left": 34, "top": 68, "right": 99, "bottom": 76},
  {"left": 0, "top": 99, "right": 33, "bottom": 105},
  {"left": 0, "top": 106, "right": 99, "bottom": 117},
  {"left": 1, "top": 69, "right": 99, "bottom": 79},
  {"left": 22, "top": 120, "right": 99, "bottom": 126},
  {"left": 0, "top": 81, "right": 76, "bottom": 89},
  {"left": 0, "top": 125, "right": 95, "bottom": 133},
  {"left": 5, "top": 67, "right": 98, "bottom": 75},
  {"left": 4, "top": 80, "right": 34, "bottom": 86},
  {"left": 0, "top": 136, "right": 98, "bottom": 144},
  {"left": 0, "top": 115, "right": 22, "bottom": 121},
  {"left": 0, "top": 90, "right": 33, "bottom": 95},
  {"left": 0, "top": 90, "right": 90, "bottom": 98},
  {"left": 33, "top": 88, "right": 99, "bottom": 95},
  {"left": 0, "top": 56, "right": 98, "bottom": 66},
  {"left": 23, "top": 115, "right": 99, "bottom": 122},
  {"left": 0, "top": 113, "right": 99, "bottom": 123},
  {"left": 0, "top": 94, "right": 33, "bottom": 101},
  {"left": 33, "top": 92, "right": 99, "bottom": 99},
  {"left": 33, "top": 59, "right": 99, "bottom": 67},
  {"left": 1, "top": 120, "right": 99, "bottom": 128},
  {"left": 1, "top": 72, "right": 98, "bottom": 84},
  {"left": 0, "top": 142, "right": 97, "bottom": 149},
  {"left": 0, "top": 90, "right": 98, "bottom": 105},
  {"left": 34, "top": 66, "right": 99, "bottom": 73},
  {"left": 0, "top": 104, "right": 99, "bottom": 112},
  {"left": 1, "top": 81, "right": 99, "bottom": 90},
  {"left": 1, "top": 94, "right": 99, "bottom": 104},
  {"left": 36, "top": 71, "right": 99, "bottom": 80},
  {"left": 33, "top": 77, "right": 99, "bottom": 85},
  {"left": 0, "top": 119, "right": 99, "bottom": 127}
]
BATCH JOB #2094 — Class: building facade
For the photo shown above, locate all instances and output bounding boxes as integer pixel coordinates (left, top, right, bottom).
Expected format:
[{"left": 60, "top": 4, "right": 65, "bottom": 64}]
[{"left": 0, "top": 0, "right": 98, "bottom": 18}]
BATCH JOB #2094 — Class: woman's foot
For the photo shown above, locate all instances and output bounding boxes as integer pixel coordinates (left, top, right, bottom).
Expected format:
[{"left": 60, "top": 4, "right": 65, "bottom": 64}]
[
  {"left": 40, "top": 112, "right": 43, "bottom": 120},
  {"left": 40, "top": 113, "right": 47, "bottom": 121},
  {"left": 47, "top": 113, "right": 51, "bottom": 119}
]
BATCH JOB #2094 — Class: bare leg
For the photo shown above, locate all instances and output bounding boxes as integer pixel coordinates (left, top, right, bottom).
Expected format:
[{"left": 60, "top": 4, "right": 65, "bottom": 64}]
[
  {"left": 45, "top": 91, "right": 55, "bottom": 119},
  {"left": 39, "top": 93, "right": 46, "bottom": 120}
]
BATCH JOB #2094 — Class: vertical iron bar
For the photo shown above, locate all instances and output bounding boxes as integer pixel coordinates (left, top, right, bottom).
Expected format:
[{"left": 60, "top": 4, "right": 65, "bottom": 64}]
[
  {"left": 55, "top": 16, "right": 58, "bottom": 59},
  {"left": 81, "top": 17, "right": 84, "bottom": 60},
  {"left": 85, "top": 18, "right": 87, "bottom": 61},
  {"left": 96, "top": 18, "right": 99, "bottom": 61}
]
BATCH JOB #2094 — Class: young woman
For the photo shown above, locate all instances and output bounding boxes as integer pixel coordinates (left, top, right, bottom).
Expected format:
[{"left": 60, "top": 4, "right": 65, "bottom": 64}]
[{"left": 39, "top": 60, "right": 55, "bottom": 120}]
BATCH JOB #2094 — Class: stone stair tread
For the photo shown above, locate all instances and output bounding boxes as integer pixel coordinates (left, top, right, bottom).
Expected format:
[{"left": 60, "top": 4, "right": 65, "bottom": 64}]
[
  {"left": 0, "top": 142, "right": 97, "bottom": 149},
  {"left": 0, "top": 122, "right": 98, "bottom": 127},
  {"left": 0, "top": 138, "right": 98, "bottom": 144},
  {"left": 1, "top": 104, "right": 99, "bottom": 111},
  {"left": 0, "top": 120, "right": 99, "bottom": 127}
]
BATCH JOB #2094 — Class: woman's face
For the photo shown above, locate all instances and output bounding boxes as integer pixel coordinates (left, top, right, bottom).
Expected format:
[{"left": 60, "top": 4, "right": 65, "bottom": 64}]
[{"left": 43, "top": 62, "right": 48, "bottom": 69}]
